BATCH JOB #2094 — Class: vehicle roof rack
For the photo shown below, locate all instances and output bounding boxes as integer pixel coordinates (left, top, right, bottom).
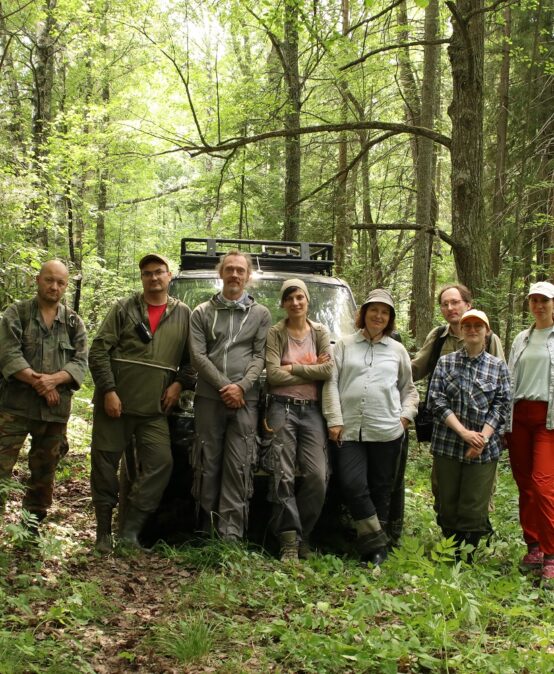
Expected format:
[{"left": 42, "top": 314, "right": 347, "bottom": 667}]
[{"left": 180, "top": 238, "right": 334, "bottom": 276}]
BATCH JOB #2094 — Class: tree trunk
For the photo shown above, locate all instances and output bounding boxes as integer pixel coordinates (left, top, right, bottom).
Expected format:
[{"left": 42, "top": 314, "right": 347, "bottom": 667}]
[
  {"left": 490, "top": 4, "right": 511, "bottom": 280},
  {"left": 447, "top": 0, "right": 489, "bottom": 295},
  {"left": 283, "top": 0, "right": 301, "bottom": 241},
  {"left": 28, "top": 0, "right": 57, "bottom": 248},
  {"left": 411, "top": 0, "right": 439, "bottom": 346},
  {"left": 0, "top": 2, "right": 25, "bottom": 157}
]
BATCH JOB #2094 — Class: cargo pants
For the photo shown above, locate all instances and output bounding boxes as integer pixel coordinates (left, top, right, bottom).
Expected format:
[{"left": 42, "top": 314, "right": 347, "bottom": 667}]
[
  {"left": 0, "top": 411, "right": 66, "bottom": 516},
  {"left": 192, "top": 396, "right": 258, "bottom": 539},
  {"left": 90, "top": 407, "right": 173, "bottom": 513},
  {"left": 264, "top": 399, "right": 327, "bottom": 540}
]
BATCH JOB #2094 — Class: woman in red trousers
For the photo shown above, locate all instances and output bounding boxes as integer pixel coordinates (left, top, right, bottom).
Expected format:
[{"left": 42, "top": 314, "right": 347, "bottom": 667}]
[{"left": 506, "top": 281, "right": 554, "bottom": 587}]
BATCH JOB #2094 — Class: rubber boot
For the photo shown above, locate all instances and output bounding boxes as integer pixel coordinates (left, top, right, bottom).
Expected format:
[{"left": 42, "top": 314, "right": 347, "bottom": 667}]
[
  {"left": 279, "top": 530, "right": 299, "bottom": 562},
  {"left": 453, "top": 531, "right": 465, "bottom": 564},
  {"left": 354, "top": 515, "right": 388, "bottom": 563},
  {"left": 119, "top": 505, "right": 150, "bottom": 549},
  {"left": 464, "top": 532, "right": 482, "bottom": 565},
  {"left": 94, "top": 505, "right": 113, "bottom": 554}
]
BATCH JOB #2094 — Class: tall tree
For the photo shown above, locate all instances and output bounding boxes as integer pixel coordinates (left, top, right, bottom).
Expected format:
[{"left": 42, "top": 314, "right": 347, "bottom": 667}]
[
  {"left": 283, "top": 0, "right": 301, "bottom": 240},
  {"left": 447, "top": 0, "right": 489, "bottom": 294}
]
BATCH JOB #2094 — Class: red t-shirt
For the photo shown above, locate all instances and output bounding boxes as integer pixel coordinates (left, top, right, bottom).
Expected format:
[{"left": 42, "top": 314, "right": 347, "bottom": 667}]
[{"left": 147, "top": 304, "right": 167, "bottom": 334}]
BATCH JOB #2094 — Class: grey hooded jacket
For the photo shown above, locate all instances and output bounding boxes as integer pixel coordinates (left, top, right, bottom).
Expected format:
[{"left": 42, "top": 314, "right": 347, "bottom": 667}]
[{"left": 190, "top": 293, "right": 271, "bottom": 401}]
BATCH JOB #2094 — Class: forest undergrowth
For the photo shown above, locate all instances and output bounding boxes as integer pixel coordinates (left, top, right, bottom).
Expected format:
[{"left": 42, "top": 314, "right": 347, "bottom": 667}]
[{"left": 1, "top": 395, "right": 553, "bottom": 674}]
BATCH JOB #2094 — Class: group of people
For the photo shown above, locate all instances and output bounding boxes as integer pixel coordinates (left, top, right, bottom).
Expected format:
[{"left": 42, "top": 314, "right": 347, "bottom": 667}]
[{"left": 0, "top": 254, "right": 552, "bottom": 586}]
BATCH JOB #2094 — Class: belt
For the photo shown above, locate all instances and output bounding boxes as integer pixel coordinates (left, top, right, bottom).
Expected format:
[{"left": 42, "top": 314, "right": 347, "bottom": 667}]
[{"left": 269, "top": 394, "right": 318, "bottom": 407}]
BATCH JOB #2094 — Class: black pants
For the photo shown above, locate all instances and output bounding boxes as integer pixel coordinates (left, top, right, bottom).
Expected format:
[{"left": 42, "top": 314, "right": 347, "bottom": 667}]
[
  {"left": 388, "top": 431, "right": 409, "bottom": 545},
  {"left": 335, "top": 435, "right": 403, "bottom": 524}
]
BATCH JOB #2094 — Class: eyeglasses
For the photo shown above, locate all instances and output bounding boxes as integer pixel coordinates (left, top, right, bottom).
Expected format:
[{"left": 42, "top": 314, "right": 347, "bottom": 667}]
[
  {"left": 141, "top": 269, "right": 167, "bottom": 279},
  {"left": 440, "top": 300, "right": 463, "bottom": 309}
]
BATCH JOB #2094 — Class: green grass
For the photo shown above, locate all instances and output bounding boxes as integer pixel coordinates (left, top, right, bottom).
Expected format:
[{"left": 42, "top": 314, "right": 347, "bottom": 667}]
[{"left": 151, "top": 612, "right": 217, "bottom": 663}]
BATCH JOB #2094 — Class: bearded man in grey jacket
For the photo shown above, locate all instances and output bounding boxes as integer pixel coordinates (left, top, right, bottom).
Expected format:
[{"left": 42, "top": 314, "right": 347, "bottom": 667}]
[{"left": 189, "top": 250, "right": 271, "bottom": 541}]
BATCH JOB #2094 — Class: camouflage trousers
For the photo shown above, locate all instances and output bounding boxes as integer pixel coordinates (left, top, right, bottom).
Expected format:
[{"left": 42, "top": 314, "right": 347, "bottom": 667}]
[{"left": 0, "top": 411, "right": 66, "bottom": 516}]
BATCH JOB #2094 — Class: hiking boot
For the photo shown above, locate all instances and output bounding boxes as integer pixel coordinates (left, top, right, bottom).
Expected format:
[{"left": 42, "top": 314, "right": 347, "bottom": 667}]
[
  {"left": 279, "top": 530, "right": 299, "bottom": 562},
  {"left": 519, "top": 545, "right": 544, "bottom": 574},
  {"left": 94, "top": 505, "right": 113, "bottom": 554},
  {"left": 119, "top": 505, "right": 150, "bottom": 550},
  {"left": 363, "top": 547, "right": 388, "bottom": 567},
  {"left": 298, "top": 540, "right": 315, "bottom": 560},
  {"left": 541, "top": 558, "right": 554, "bottom": 588}
]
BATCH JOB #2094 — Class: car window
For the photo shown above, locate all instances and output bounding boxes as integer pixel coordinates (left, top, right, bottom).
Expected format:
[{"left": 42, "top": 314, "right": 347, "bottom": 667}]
[{"left": 170, "top": 276, "right": 356, "bottom": 342}]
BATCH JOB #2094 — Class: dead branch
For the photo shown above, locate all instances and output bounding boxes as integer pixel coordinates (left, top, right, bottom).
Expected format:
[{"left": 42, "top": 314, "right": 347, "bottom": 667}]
[
  {"left": 157, "top": 121, "right": 451, "bottom": 157},
  {"left": 340, "top": 39, "right": 450, "bottom": 72},
  {"left": 352, "top": 222, "right": 457, "bottom": 249}
]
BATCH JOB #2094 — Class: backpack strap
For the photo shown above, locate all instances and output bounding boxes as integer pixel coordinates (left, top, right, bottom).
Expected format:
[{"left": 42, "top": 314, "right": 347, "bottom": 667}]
[
  {"left": 423, "top": 326, "right": 449, "bottom": 406},
  {"left": 428, "top": 326, "right": 449, "bottom": 379},
  {"left": 15, "top": 301, "right": 79, "bottom": 345}
]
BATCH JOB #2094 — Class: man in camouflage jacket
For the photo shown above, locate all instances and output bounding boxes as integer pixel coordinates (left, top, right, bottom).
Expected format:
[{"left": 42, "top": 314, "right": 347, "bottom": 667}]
[{"left": 0, "top": 260, "right": 88, "bottom": 533}]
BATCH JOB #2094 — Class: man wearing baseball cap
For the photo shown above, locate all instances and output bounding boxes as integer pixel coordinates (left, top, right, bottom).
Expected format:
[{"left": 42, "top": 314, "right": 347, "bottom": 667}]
[{"left": 89, "top": 253, "right": 194, "bottom": 552}]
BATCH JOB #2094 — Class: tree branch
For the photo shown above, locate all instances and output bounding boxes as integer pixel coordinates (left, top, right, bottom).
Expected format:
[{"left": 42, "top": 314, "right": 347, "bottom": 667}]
[
  {"left": 340, "top": 39, "right": 450, "bottom": 72},
  {"left": 351, "top": 222, "right": 458, "bottom": 248},
  {"left": 466, "top": 0, "right": 514, "bottom": 20},
  {"left": 158, "top": 121, "right": 451, "bottom": 157},
  {"left": 347, "top": 0, "right": 406, "bottom": 36},
  {"left": 294, "top": 131, "right": 398, "bottom": 207},
  {"left": 98, "top": 182, "right": 189, "bottom": 211},
  {"left": 135, "top": 25, "right": 209, "bottom": 148}
]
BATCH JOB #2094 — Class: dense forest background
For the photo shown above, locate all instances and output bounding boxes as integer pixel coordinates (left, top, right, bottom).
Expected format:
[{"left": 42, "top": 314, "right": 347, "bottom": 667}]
[{"left": 1, "top": 0, "right": 552, "bottom": 348}]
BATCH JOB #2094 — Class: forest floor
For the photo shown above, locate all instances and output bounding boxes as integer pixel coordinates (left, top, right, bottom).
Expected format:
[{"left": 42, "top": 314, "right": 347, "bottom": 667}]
[
  {"left": 1, "top": 473, "right": 201, "bottom": 674},
  {"left": 1, "top": 407, "right": 554, "bottom": 673}
]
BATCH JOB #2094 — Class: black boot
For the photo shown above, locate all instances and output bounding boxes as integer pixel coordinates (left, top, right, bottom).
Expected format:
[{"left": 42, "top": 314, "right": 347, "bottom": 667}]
[
  {"left": 119, "top": 505, "right": 150, "bottom": 549},
  {"left": 94, "top": 505, "right": 113, "bottom": 554},
  {"left": 453, "top": 531, "right": 465, "bottom": 564},
  {"left": 464, "top": 532, "right": 482, "bottom": 565}
]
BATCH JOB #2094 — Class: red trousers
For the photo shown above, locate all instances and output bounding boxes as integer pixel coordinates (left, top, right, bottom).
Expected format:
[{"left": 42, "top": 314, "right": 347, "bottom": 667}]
[{"left": 507, "top": 401, "right": 554, "bottom": 554}]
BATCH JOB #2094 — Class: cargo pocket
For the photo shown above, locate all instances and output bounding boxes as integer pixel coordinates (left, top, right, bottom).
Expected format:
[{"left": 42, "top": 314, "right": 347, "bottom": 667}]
[
  {"left": 245, "top": 433, "right": 258, "bottom": 500},
  {"left": 266, "top": 437, "right": 288, "bottom": 505},
  {"left": 190, "top": 436, "right": 204, "bottom": 502}
]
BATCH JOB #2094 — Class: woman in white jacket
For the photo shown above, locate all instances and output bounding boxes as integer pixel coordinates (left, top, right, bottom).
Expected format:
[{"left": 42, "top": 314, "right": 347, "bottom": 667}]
[{"left": 323, "top": 289, "right": 418, "bottom": 566}]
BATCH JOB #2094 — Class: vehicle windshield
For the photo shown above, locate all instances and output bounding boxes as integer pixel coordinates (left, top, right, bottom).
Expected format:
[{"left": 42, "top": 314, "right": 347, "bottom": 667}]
[{"left": 170, "top": 276, "right": 357, "bottom": 342}]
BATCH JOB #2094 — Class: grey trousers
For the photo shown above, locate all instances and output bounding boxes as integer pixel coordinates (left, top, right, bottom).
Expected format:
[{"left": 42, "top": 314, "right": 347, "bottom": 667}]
[
  {"left": 434, "top": 454, "right": 497, "bottom": 535},
  {"left": 265, "top": 400, "right": 328, "bottom": 539},
  {"left": 192, "top": 396, "right": 258, "bottom": 539},
  {"left": 90, "top": 407, "right": 173, "bottom": 513}
]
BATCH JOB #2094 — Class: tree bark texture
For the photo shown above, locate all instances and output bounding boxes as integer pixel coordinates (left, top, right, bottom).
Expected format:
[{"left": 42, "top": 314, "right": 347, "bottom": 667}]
[
  {"left": 27, "top": 0, "right": 57, "bottom": 248},
  {"left": 283, "top": 0, "right": 301, "bottom": 241},
  {"left": 412, "top": 0, "right": 439, "bottom": 346},
  {"left": 447, "top": 0, "right": 489, "bottom": 295},
  {"left": 334, "top": 0, "right": 351, "bottom": 275},
  {"left": 490, "top": 5, "right": 511, "bottom": 280}
]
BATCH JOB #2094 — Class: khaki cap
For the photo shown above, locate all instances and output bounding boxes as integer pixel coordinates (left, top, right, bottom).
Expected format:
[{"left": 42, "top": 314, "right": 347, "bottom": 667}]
[
  {"left": 139, "top": 253, "right": 171, "bottom": 270},
  {"left": 460, "top": 309, "right": 490, "bottom": 328}
]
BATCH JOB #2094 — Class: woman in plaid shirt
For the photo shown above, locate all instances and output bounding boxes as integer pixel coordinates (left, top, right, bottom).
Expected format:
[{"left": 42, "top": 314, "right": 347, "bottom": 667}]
[{"left": 428, "top": 309, "right": 511, "bottom": 562}]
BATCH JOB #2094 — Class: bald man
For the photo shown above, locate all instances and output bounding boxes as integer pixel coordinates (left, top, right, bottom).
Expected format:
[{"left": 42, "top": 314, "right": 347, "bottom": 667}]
[{"left": 0, "top": 261, "right": 88, "bottom": 533}]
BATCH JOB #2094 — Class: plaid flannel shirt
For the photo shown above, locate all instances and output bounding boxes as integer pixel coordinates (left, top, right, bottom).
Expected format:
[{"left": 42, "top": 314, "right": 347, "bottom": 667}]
[{"left": 427, "top": 348, "right": 511, "bottom": 463}]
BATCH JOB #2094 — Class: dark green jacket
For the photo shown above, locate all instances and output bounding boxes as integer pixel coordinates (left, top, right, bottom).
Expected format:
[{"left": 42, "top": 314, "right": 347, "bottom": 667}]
[
  {"left": 89, "top": 293, "right": 193, "bottom": 416},
  {"left": 0, "top": 298, "right": 88, "bottom": 422}
]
